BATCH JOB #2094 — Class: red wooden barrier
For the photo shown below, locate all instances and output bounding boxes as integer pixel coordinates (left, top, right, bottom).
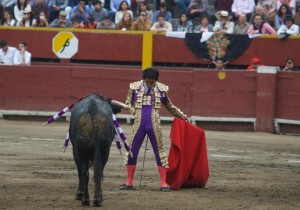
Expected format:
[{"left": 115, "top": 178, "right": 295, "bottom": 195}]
[{"left": 1, "top": 64, "right": 299, "bottom": 133}]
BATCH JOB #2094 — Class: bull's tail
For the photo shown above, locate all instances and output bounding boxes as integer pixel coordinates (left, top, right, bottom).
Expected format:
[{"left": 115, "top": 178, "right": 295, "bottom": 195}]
[{"left": 88, "top": 100, "right": 103, "bottom": 200}]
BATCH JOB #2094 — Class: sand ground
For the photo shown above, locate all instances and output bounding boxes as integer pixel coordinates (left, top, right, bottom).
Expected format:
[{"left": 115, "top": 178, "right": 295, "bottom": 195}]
[{"left": 0, "top": 119, "right": 299, "bottom": 210}]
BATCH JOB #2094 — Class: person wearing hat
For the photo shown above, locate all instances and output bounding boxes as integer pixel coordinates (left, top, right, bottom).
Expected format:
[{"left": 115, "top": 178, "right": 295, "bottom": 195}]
[
  {"left": 18, "top": 6, "right": 37, "bottom": 27},
  {"left": 277, "top": 14, "right": 299, "bottom": 35},
  {"left": 213, "top": 10, "right": 234, "bottom": 34},
  {"left": 50, "top": 0, "right": 69, "bottom": 21},
  {"left": 13, "top": 0, "right": 32, "bottom": 24},
  {"left": 49, "top": 10, "right": 72, "bottom": 27},
  {"left": 246, "top": 57, "right": 263, "bottom": 71},
  {"left": 90, "top": 0, "right": 108, "bottom": 23}
]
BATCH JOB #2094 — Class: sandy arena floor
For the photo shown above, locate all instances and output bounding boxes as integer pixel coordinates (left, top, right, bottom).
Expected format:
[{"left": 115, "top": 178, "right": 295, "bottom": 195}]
[{"left": 0, "top": 119, "right": 299, "bottom": 210}]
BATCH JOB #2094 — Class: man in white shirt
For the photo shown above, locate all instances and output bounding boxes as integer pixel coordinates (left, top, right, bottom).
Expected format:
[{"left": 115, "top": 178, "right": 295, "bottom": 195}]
[
  {"left": 277, "top": 14, "right": 299, "bottom": 36},
  {"left": 13, "top": 41, "right": 32, "bottom": 65},
  {"left": 150, "top": 14, "right": 172, "bottom": 32},
  {"left": 231, "top": 0, "right": 255, "bottom": 21},
  {"left": 0, "top": 41, "right": 18, "bottom": 65}
]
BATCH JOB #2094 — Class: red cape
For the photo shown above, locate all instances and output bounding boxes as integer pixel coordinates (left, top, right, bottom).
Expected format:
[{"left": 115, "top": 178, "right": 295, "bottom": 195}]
[{"left": 166, "top": 118, "right": 209, "bottom": 190}]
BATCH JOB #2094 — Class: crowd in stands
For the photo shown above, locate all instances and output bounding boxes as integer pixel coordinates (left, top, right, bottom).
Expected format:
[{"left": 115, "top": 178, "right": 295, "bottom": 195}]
[{"left": 0, "top": 0, "right": 299, "bottom": 34}]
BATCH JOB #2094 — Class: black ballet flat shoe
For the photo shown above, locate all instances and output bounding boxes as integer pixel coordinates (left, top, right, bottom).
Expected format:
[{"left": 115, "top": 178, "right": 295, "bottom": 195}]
[
  {"left": 160, "top": 186, "right": 171, "bottom": 192},
  {"left": 119, "top": 184, "right": 136, "bottom": 190}
]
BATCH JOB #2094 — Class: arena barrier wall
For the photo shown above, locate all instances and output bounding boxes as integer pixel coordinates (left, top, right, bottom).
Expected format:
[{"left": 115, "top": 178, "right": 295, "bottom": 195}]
[{"left": 0, "top": 65, "right": 299, "bottom": 134}]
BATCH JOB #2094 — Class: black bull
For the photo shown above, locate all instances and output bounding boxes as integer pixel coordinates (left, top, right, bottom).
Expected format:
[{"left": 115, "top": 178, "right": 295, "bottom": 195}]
[{"left": 69, "top": 94, "right": 123, "bottom": 207}]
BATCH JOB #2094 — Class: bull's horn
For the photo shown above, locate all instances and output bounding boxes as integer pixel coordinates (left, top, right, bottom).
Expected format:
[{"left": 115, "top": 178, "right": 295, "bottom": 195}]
[{"left": 111, "top": 100, "right": 131, "bottom": 110}]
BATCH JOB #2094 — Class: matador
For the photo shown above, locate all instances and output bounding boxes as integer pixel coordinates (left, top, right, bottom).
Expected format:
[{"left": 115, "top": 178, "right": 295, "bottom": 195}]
[{"left": 120, "top": 67, "right": 188, "bottom": 191}]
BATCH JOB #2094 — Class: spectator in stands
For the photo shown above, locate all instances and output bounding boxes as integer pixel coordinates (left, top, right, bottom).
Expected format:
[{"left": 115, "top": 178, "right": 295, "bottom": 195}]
[
  {"left": 13, "top": 41, "right": 31, "bottom": 65},
  {"left": 194, "top": 14, "right": 213, "bottom": 32},
  {"left": 1, "top": 9, "right": 17, "bottom": 26},
  {"left": 68, "top": 0, "right": 79, "bottom": 8},
  {"left": 247, "top": 13, "right": 277, "bottom": 34},
  {"left": 152, "top": 2, "right": 172, "bottom": 24},
  {"left": 115, "top": 0, "right": 133, "bottom": 24},
  {"left": 234, "top": 13, "right": 250, "bottom": 34},
  {"left": 28, "top": 0, "right": 36, "bottom": 7},
  {"left": 0, "top": 5, "right": 4, "bottom": 25},
  {"left": 256, "top": 0, "right": 277, "bottom": 25},
  {"left": 277, "top": 0, "right": 296, "bottom": 14},
  {"left": 294, "top": 5, "right": 300, "bottom": 26},
  {"left": 231, "top": 0, "right": 255, "bottom": 21},
  {"left": 1, "top": 0, "right": 16, "bottom": 15},
  {"left": 138, "top": 2, "right": 154, "bottom": 22},
  {"left": 213, "top": 0, "right": 234, "bottom": 24},
  {"left": 213, "top": 10, "right": 234, "bottom": 34},
  {"left": 49, "top": 10, "right": 72, "bottom": 27},
  {"left": 188, "top": 0, "right": 208, "bottom": 19},
  {"left": 85, "top": 0, "right": 94, "bottom": 12},
  {"left": 277, "top": 14, "right": 299, "bottom": 35},
  {"left": 72, "top": 20, "right": 81, "bottom": 27},
  {"left": 90, "top": 0, "right": 108, "bottom": 23},
  {"left": 150, "top": 14, "right": 172, "bottom": 32},
  {"left": 50, "top": 0, "right": 69, "bottom": 22},
  {"left": 275, "top": 3, "right": 293, "bottom": 30},
  {"left": 32, "top": 0, "right": 50, "bottom": 23},
  {"left": 177, "top": 0, "right": 191, "bottom": 14},
  {"left": 246, "top": 57, "right": 262, "bottom": 70},
  {"left": 81, "top": 14, "right": 97, "bottom": 28},
  {"left": 282, "top": 58, "right": 299, "bottom": 71},
  {"left": 250, "top": 5, "right": 268, "bottom": 23},
  {"left": 174, "top": 13, "right": 192, "bottom": 32},
  {"left": 14, "top": 0, "right": 31, "bottom": 24},
  {"left": 116, "top": 11, "right": 132, "bottom": 30},
  {"left": 155, "top": 0, "right": 174, "bottom": 15},
  {"left": 18, "top": 6, "right": 37, "bottom": 26},
  {"left": 0, "top": 40, "right": 17, "bottom": 65},
  {"left": 109, "top": 0, "right": 131, "bottom": 22},
  {"left": 70, "top": 0, "right": 90, "bottom": 23},
  {"left": 131, "top": 11, "right": 152, "bottom": 31},
  {"left": 97, "top": 15, "right": 116, "bottom": 29},
  {"left": 214, "top": 58, "right": 226, "bottom": 70},
  {"left": 36, "top": 11, "right": 49, "bottom": 26}
]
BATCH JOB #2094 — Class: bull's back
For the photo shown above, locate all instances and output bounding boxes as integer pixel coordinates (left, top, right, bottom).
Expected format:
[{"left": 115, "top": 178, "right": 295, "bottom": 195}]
[{"left": 69, "top": 94, "right": 114, "bottom": 157}]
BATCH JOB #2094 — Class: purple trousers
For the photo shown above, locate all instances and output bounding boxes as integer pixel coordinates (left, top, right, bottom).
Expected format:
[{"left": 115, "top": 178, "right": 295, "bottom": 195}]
[{"left": 127, "top": 105, "right": 162, "bottom": 166}]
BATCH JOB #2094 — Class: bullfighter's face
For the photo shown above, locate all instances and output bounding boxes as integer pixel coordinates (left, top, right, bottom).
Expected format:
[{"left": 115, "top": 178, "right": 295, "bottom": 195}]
[{"left": 144, "top": 78, "right": 156, "bottom": 89}]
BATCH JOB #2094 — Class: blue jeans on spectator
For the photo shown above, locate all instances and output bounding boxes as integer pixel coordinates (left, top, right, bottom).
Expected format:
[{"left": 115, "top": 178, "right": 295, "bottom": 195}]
[{"left": 177, "top": 0, "right": 190, "bottom": 14}]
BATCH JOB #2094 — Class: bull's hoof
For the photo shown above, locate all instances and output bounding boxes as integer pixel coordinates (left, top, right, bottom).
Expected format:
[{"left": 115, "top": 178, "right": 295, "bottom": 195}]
[
  {"left": 75, "top": 191, "right": 84, "bottom": 200},
  {"left": 82, "top": 199, "right": 90, "bottom": 206},
  {"left": 93, "top": 199, "right": 102, "bottom": 207}
]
